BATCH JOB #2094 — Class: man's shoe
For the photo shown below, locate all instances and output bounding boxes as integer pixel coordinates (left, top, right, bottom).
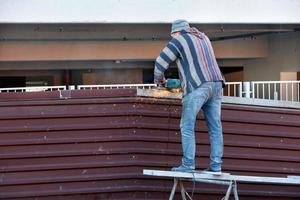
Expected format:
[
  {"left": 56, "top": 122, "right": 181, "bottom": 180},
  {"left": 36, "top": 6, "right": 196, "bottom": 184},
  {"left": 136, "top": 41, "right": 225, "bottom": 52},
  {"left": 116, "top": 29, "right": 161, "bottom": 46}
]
[
  {"left": 201, "top": 168, "right": 222, "bottom": 176},
  {"left": 171, "top": 165, "right": 195, "bottom": 173}
]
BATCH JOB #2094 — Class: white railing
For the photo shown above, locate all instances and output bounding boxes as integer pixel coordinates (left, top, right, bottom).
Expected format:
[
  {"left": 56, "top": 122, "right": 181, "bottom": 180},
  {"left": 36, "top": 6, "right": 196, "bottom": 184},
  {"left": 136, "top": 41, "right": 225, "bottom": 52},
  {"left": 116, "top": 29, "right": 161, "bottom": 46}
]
[
  {"left": 224, "top": 82, "right": 243, "bottom": 97},
  {"left": 0, "top": 86, "right": 67, "bottom": 93},
  {"left": 77, "top": 84, "right": 157, "bottom": 90},
  {"left": 252, "top": 81, "right": 300, "bottom": 102},
  {"left": 0, "top": 81, "right": 299, "bottom": 103}
]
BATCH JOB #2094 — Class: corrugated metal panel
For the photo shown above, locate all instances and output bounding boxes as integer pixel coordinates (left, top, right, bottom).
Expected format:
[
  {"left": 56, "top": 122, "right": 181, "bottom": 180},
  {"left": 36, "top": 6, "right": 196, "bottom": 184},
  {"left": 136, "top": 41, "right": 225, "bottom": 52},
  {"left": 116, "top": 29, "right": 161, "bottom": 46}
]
[{"left": 0, "top": 89, "right": 299, "bottom": 199}]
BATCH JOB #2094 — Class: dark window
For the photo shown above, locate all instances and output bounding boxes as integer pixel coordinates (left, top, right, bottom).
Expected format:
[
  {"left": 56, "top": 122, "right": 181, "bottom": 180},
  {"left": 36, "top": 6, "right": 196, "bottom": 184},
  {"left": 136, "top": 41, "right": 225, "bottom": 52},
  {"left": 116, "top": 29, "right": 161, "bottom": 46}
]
[
  {"left": 0, "top": 77, "right": 26, "bottom": 88},
  {"left": 143, "top": 69, "right": 154, "bottom": 83},
  {"left": 143, "top": 67, "right": 179, "bottom": 83}
]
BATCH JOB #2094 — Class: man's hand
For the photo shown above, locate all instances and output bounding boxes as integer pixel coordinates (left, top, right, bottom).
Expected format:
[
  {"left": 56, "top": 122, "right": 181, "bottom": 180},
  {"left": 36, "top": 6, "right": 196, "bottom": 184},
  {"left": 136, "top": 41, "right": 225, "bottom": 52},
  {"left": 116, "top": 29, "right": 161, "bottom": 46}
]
[{"left": 154, "top": 77, "right": 166, "bottom": 86}]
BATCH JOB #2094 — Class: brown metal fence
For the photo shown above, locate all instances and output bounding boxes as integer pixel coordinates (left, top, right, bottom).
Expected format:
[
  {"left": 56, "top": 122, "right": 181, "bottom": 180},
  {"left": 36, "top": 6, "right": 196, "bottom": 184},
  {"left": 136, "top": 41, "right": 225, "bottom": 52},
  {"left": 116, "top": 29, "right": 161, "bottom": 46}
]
[{"left": 0, "top": 89, "right": 299, "bottom": 199}]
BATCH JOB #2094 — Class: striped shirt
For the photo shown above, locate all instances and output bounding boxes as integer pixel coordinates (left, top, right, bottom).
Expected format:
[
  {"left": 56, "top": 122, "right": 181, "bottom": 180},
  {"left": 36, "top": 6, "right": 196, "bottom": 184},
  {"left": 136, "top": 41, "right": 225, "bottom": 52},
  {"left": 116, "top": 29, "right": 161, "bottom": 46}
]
[{"left": 154, "top": 27, "right": 224, "bottom": 96}]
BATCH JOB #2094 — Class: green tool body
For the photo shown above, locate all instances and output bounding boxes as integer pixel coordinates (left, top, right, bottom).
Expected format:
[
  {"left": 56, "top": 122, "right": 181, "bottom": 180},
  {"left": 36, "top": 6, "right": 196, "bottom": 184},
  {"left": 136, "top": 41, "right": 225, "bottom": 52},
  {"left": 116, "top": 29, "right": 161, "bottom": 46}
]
[{"left": 165, "top": 79, "right": 181, "bottom": 89}]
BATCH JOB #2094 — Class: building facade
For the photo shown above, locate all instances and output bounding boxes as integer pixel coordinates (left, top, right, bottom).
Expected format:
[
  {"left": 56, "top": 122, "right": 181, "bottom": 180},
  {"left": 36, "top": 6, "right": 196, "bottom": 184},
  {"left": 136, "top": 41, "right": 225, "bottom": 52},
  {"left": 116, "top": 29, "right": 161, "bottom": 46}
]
[{"left": 0, "top": 0, "right": 299, "bottom": 88}]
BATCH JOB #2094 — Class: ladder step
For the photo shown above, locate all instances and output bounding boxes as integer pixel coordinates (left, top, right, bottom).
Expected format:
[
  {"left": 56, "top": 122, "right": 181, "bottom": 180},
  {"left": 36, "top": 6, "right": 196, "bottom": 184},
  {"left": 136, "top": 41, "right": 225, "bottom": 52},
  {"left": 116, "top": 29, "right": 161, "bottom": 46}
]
[
  {"left": 193, "top": 170, "right": 231, "bottom": 176},
  {"left": 288, "top": 176, "right": 300, "bottom": 179}
]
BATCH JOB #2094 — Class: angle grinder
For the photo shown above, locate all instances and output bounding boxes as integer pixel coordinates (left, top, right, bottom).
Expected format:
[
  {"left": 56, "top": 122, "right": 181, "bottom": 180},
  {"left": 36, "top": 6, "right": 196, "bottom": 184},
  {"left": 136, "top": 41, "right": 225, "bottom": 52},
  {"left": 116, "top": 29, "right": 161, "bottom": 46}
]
[{"left": 156, "top": 79, "right": 182, "bottom": 92}]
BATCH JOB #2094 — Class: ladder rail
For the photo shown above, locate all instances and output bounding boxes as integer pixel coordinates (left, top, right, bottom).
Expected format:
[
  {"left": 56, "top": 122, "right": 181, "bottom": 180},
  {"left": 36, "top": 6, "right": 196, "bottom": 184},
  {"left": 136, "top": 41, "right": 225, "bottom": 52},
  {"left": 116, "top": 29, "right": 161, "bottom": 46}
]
[
  {"left": 143, "top": 169, "right": 300, "bottom": 185},
  {"left": 145, "top": 169, "right": 299, "bottom": 200}
]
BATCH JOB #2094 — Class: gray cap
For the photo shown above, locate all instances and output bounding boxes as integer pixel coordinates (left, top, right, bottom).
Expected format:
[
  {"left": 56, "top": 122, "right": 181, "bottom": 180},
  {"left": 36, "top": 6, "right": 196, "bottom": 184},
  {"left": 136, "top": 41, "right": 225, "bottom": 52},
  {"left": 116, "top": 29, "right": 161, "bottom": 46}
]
[{"left": 171, "top": 19, "right": 190, "bottom": 33}]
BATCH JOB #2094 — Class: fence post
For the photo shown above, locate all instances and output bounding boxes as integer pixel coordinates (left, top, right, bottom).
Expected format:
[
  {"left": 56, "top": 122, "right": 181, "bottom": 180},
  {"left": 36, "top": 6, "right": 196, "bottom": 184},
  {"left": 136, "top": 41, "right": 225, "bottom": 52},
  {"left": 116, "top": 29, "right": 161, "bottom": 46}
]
[
  {"left": 239, "top": 83, "right": 243, "bottom": 97},
  {"left": 68, "top": 85, "right": 75, "bottom": 90},
  {"left": 243, "top": 82, "right": 251, "bottom": 98}
]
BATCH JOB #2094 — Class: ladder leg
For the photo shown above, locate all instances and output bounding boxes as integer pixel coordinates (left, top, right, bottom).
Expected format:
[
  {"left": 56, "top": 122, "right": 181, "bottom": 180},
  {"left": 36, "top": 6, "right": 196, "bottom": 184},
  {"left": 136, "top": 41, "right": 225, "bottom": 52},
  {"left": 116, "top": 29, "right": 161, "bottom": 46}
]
[
  {"left": 223, "top": 181, "right": 233, "bottom": 200},
  {"left": 233, "top": 181, "right": 239, "bottom": 200},
  {"left": 179, "top": 180, "right": 187, "bottom": 200},
  {"left": 169, "top": 178, "right": 178, "bottom": 200}
]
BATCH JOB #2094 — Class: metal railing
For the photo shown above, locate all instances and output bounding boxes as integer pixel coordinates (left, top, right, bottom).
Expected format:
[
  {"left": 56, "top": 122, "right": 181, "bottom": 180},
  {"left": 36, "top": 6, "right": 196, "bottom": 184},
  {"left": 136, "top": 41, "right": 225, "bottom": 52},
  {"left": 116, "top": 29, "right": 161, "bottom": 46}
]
[
  {"left": 224, "top": 82, "right": 243, "bottom": 97},
  {"left": 252, "top": 81, "right": 300, "bottom": 102},
  {"left": 0, "top": 81, "right": 299, "bottom": 102},
  {"left": 77, "top": 84, "right": 157, "bottom": 90},
  {"left": 0, "top": 85, "right": 67, "bottom": 93}
]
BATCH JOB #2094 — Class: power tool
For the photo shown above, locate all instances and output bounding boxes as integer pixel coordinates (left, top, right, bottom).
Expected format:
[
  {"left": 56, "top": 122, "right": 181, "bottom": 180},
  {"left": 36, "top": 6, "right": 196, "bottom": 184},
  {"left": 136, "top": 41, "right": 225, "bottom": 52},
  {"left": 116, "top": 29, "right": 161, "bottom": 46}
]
[
  {"left": 165, "top": 79, "right": 181, "bottom": 90},
  {"left": 156, "top": 79, "right": 181, "bottom": 91}
]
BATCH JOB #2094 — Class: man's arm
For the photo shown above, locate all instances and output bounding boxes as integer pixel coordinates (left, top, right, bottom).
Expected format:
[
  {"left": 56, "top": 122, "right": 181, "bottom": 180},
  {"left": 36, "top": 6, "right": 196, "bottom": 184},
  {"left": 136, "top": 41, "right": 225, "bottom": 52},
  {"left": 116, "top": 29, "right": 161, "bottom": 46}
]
[{"left": 154, "top": 40, "right": 180, "bottom": 84}]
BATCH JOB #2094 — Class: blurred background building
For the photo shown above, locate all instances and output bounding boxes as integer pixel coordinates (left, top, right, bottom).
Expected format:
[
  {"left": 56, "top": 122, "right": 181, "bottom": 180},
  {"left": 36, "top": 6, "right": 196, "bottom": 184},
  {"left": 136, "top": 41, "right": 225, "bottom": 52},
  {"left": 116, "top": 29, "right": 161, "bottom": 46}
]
[{"left": 0, "top": 0, "right": 299, "bottom": 88}]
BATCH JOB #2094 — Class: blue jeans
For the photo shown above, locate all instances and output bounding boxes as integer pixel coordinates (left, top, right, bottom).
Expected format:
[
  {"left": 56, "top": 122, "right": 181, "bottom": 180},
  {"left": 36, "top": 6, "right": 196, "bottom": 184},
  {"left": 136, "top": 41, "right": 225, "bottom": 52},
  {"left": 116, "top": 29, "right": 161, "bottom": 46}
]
[{"left": 180, "top": 82, "right": 223, "bottom": 171}]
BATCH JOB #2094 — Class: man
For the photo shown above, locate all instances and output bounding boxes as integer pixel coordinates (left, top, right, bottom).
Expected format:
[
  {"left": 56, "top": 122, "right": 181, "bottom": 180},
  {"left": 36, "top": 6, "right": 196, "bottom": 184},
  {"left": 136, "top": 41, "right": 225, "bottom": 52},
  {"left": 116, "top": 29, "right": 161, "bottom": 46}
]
[{"left": 154, "top": 19, "right": 225, "bottom": 174}]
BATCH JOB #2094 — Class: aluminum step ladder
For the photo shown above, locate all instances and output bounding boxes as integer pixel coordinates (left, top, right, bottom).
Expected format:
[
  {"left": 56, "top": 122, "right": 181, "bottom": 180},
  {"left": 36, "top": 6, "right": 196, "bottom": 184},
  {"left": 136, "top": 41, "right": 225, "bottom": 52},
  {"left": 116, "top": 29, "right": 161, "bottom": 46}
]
[{"left": 143, "top": 169, "right": 300, "bottom": 200}]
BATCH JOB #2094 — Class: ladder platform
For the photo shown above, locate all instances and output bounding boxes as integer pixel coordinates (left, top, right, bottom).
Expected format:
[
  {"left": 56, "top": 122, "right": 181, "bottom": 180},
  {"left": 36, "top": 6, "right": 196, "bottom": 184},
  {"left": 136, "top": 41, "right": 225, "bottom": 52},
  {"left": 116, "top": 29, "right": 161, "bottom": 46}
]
[
  {"left": 143, "top": 169, "right": 300, "bottom": 185},
  {"left": 193, "top": 170, "right": 231, "bottom": 176}
]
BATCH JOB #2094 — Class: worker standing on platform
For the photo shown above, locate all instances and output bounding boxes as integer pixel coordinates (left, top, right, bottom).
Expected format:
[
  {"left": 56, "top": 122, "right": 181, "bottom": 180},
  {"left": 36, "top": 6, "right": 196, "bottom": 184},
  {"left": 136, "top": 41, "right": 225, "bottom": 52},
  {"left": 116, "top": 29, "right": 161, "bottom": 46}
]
[{"left": 154, "top": 19, "right": 225, "bottom": 174}]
